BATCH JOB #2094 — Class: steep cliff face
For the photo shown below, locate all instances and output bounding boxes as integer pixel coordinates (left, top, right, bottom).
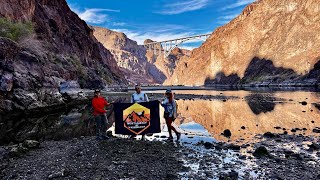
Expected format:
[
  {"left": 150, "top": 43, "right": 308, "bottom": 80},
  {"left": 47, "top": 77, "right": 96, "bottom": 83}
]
[
  {"left": 0, "top": 0, "right": 126, "bottom": 112},
  {"left": 92, "top": 27, "right": 160, "bottom": 84},
  {"left": 151, "top": 48, "right": 190, "bottom": 81},
  {"left": 165, "top": 0, "right": 320, "bottom": 86},
  {"left": 144, "top": 39, "right": 190, "bottom": 83},
  {"left": 93, "top": 27, "right": 189, "bottom": 84}
]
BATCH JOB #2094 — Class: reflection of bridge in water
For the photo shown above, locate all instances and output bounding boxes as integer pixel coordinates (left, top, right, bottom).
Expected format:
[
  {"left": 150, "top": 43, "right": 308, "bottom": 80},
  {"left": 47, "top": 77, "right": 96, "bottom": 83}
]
[{"left": 144, "top": 33, "right": 211, "bottom": 58}]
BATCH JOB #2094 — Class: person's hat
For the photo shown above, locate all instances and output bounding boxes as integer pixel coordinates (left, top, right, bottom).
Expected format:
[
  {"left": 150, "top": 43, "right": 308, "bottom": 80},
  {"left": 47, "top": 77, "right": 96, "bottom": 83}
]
[
  {"left": 165, "top": 89, "right": 172, "bottom": 93},
  {"left": 94, "top": 89, "right": 101, "bottom": 93},
  {"left": 135, "top": 84, "right": 141, "bottom": 89}
]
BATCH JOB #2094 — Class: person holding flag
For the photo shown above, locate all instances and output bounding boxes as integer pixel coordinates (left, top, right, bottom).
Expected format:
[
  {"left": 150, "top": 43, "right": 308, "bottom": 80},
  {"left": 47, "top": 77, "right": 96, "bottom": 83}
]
[{"left": 92, "top": 89, "right": 111, "bottom": 140}]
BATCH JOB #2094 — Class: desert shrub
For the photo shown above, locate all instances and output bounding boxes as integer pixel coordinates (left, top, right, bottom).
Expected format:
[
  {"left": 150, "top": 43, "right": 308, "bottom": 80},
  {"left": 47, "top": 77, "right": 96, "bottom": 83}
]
[{"left": 0, "top": 18, "right": 34, "bottom": 42}]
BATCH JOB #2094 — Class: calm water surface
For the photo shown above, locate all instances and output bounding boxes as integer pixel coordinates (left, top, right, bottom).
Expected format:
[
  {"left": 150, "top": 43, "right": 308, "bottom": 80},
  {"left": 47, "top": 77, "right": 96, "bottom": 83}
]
[{"left": 1, "top": 90, "right": 320, "bottom": 144}]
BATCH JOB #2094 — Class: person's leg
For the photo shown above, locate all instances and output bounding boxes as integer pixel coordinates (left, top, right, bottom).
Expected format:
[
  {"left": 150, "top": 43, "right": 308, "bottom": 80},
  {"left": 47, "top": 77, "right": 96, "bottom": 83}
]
[
  {"left": 171, "top": 120, "right": 181, "bottom": 140},
  {"left": 166, "top": 118, "right": 173, "bottom": 139},
  {"left": 101, "top": 115, "right": 108, "bottom": 139},
  {"left": 95, "top": 115, "right": 102, "bottom": 139}
]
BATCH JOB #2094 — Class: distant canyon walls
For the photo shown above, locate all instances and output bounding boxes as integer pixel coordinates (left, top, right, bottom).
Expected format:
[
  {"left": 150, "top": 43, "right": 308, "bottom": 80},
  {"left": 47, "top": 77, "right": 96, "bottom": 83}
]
[
  {"left": 92, "top": 27, "right": 189, "bottom": 85},
  {"left": 165, "top": 0, "right": 320, "bottom": 86}
]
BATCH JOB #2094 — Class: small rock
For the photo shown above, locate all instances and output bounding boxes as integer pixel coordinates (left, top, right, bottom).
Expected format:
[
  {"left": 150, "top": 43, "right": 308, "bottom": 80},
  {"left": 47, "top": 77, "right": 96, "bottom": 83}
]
[
  {"left": 0, "top": 147, "right": 8, "bottom": 160},
  {"left": 284, "top": 150, "right": 294, "bottom": 158},
  {"left": 241, "top": 126, "right": 245, "bottom": 130},
  {"left": 219, "top": 170, "right": 238, "bottom": 180},
  {"left": 166, "top": 173, "right": 177, "bottom": 179},
  {"left": 9, "top": 146, "right": 28, "bottom": 157},
  {"left": 270, "top": 174, "right": 283, "bottom": 180},
  {"left": 253, "top": 146, "right": 269, "bottom": 158},
  {"left": 23, "top": 140, "right": 40, "bottom": 149},
  {"left": 300, "top": 101, "right": 307, "bottom": 105},
  {"left": 313, "top": 128, "right": 320, "bottom": 133},
  {"left": 291, "top": 129, "right": 297, "bottom": 133},
  {"left": 263, "top": 132, "right": 277, "bottom": 138},
  {"left": 203, "top": 142, "right": 213, "bottom": 149},
  {"left": 241, "top": 144, "right": 250, "bottom": 148},
  {"left": 222, "top": 129, "right": 231, "bottom": 138},
  {"left": 308, "top": 142, "right": 320, "bottom": 150},
  {"left": 106, "top": 131, "right": 113, "bottom": 137},
  {"left": 274, "top": 126, "right": 281, "bottom": 129},
  {"left": 48, "top": 169, "right": 68, "bottom": 179},
  {"left": 225, "top": 144, "right": 241, "bottom": 151},
  {"left": 311, "top": 121, "right": 315, "bottom": 123}
]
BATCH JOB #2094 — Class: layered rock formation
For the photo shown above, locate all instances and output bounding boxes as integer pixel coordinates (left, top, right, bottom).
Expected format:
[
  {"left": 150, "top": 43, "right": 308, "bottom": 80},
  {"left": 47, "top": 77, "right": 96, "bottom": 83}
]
[
  {"left": 92, "top": 27, "right": 165, "bottom": 84},
  {"left": 144, "top": 39, "right": 190, "bottom": 82},
  {"left": 93, "top": 28, "right": 189, "bottom": 84},
  {"left": 165, "top": 0, "right": 320, "bottom": 86},
  {"left": 0, "top": 0, "right": 126, "bottom": 112}
]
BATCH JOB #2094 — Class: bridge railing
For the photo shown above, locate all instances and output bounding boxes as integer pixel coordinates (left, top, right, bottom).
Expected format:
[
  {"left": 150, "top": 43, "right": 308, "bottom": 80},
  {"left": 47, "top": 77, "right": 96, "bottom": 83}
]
[{"left": 144, "top": 33, "right": 211, "bottom": 58}]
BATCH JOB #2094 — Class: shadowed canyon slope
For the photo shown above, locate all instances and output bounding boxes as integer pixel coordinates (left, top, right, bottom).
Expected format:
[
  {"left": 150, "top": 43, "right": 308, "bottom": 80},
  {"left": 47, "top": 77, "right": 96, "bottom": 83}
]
[
  {"left": 165, "top": 0, "right": 320, "bottom": 86},
  {"left": 0, "top": 0, "right": 126, "bottom": 111}
]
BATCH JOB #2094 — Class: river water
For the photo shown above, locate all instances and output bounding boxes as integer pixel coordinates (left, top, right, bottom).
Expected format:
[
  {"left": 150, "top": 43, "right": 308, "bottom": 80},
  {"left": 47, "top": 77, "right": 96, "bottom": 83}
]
[{"left": 1, "top": 89, "right": 320, "bottom": 145}]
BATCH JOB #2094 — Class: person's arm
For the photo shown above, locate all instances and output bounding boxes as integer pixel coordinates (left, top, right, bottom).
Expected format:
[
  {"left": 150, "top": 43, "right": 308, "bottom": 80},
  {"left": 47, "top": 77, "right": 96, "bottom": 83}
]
[
  {"left": 92, "top": 99, "right": 106, "bottom": 113},
  {"left": 104, "top": 98, "right": 109, "bottom": 106},
  {"left": 173, "top": 100, "right": 177, "bottom": 118},
  {"left": 131, "top": 94, "right": 134, "bottom": 103},
  {"left": 160, "top": 98, "right": 167, "bottom": 107},
  {"left": 144, "top": 93, "right": 149, "bottom": 102}
]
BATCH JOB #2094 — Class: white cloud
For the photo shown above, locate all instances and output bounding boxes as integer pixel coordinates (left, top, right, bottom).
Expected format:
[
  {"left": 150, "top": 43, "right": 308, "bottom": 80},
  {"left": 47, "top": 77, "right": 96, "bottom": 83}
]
[
  {"left": 216, "top": 12, "right": 241, "bottom": 24},
  {"left": 221, "top": 0, "right": 256, "bottom": 11},
  {"left": 71, "top": 7, "right": 120, "bottom": 24},
  {"left": 156, "top": 0, "right": 209, "bottom": 15},
  {"left": 112, "top": 22, "right": 126, "bottom": 26},
  {"left": 218, "top": 13, "right": 240, "bottom": 20}
]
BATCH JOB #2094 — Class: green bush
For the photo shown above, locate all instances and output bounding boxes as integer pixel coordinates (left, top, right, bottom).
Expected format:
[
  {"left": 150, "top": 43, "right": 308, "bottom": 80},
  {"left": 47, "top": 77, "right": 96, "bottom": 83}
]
[{"left": 0, "top": 18, "right": 34, "bottom": 42}]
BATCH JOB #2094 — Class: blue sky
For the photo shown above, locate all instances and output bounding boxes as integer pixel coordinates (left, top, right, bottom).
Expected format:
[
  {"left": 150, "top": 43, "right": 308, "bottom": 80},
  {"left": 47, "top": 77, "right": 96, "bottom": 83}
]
[{"left": 66, "top": 0, "right": 256, "bottom": 49}]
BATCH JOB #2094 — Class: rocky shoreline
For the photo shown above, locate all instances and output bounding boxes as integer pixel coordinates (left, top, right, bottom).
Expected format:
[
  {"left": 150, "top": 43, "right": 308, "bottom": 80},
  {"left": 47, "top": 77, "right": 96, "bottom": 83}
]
[
  {"left": 0, "top": 137, "right": 183, "bottom": 180},
  {"left": 1, "top": 132, "right": 319, "bottom": 179}
]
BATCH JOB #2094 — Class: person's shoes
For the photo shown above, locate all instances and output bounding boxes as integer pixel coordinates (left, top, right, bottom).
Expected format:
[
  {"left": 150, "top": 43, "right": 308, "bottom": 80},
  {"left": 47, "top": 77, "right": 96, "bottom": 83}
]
[
  {"left": 130, "top": 135, "right": 137, "bottom": 139},
  {"left": 176, "top": 132, "right": 181, "bottom": 141},
  {"left": 166, "top": 137, "right": 173, "bottom": 141},
  {"left": 102, "top": 135, "right": 109, "bottom": 140},
  {"left": 141, "top": 135, "right": 146, "bottom": 141}
]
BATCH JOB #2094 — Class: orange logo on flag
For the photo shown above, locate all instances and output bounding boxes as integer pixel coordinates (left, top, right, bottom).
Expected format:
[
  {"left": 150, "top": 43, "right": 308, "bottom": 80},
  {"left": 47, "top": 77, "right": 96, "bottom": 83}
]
[{"left": 123, "top": 103, "right": 151, "bottom": 135}]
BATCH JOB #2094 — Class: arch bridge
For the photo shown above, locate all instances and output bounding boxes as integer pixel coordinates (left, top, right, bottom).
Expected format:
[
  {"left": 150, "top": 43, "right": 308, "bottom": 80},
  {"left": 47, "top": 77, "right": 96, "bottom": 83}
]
[{"left": 144, "top": 33, "right": 211, "bottom": 58}]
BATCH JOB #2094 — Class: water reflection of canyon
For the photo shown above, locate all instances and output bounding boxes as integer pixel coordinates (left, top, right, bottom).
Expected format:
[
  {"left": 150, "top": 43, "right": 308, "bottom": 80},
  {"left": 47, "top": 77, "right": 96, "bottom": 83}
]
[{"left": 175, "top": 91, "right": 320, "bottom": 142}]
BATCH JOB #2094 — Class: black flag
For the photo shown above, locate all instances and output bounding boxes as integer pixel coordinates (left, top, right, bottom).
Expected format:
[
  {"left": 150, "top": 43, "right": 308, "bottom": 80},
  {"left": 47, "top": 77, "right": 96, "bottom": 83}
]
[{"left": 114, "top": 101, "right": 161, "bottom": 135}]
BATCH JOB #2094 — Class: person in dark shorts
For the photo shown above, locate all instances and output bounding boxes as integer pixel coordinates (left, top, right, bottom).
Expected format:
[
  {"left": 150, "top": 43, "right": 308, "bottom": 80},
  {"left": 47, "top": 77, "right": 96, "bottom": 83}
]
[
  {"left": 92, "top": 89, "right": 110, "bottom": 140},
  {"left": 161, "top": 89, "right": 181, "bottom": 141}
]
